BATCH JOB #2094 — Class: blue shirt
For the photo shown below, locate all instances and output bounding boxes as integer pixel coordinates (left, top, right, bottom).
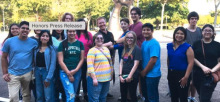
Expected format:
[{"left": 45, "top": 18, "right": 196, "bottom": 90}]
[
  {"left": 141, "top": 38, "right": 161, "bottom": 77},
  {"left": 1, "top": 36, "right": 38, "bottom": 75},
  {"left": 167, "top": 42, "right": 191, "bottom": 70},
  {"left": 114, "top": 31, "right": 129, "bottom": 61}
]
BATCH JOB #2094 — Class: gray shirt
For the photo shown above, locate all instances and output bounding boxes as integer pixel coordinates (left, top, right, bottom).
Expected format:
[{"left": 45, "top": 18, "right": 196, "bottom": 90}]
[{"left": 185, "top": 27, "right": 202, "bottom": 45}]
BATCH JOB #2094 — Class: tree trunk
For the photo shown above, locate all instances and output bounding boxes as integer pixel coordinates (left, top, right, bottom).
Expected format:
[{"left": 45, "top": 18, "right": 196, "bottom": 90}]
[
  {"left": 214, "top": 0, "right": 220, "bottom": 28},
  {"left": 108, "top": 3, "right": 122, "bottom": 32},
  {"left": 127, "top": 5, "right": 133, "bottom": 24},
  {"left": 160, "top": 3, "right": 166, "bottom": 31},
  {"left": 87, "top": 16, "right": 91, "bottom": 31}
]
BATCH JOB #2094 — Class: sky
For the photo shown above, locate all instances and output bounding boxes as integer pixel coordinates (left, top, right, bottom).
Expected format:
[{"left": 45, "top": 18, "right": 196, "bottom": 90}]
[{"left": 188, "top": 0, "right": 219, "bottom": 15}]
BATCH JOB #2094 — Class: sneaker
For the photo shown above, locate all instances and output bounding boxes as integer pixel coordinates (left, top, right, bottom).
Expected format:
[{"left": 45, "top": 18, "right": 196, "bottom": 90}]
[
  {"left": 75, "top": 96, "right": 80, "bottom": 102},
  {"left": 117, "top": 97, "right": 121, "bottom": 101},
  {"left": 84, "top": 95, "right": 88, "bottom": 102},
  {"left": 191, "top": 98, "right": 198, "bottom": 102},
  {"left": 107, "top": 93, "right": 114, "bottom": 99}
]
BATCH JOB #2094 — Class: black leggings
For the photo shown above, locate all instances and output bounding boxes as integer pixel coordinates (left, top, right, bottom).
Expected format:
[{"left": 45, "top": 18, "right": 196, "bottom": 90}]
[
  {"left": 168, "top": 69, "right": 190, "bottom": 102},
  {"left": 120, "top": 78, "right": 138, "bottom": 102},
  {"left": 76, "top": 61, "right": 88, "bottom": 95}
]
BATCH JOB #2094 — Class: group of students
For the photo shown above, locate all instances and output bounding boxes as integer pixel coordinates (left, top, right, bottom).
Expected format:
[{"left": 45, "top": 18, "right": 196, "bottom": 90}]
[{"left": 1, "top": 6, "right": 220, "bottom": 102}]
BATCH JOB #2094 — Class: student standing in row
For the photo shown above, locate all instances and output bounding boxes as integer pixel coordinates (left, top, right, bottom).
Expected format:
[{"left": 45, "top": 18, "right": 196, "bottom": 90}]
[
  {"left": 57, "top": 29, "right": 84, "bottom": 102},
  {"left": 185, "top": 11, "right": 202, "bottom": 102},
  {"left": 141, "top": 23, "right": 161, "bottom": 102},
  {"left": 34, "top": 30, "right": 56, "bottom": 102},
  {"left": 193, "top": 24, "right": 220, "bottom": 102},
  {"left": 1, "top": 21, "right": 38, "bottom": 102},
  {"left": 167, "top": 27, "right": 194, "bottom": 102},
  {"left": 119, "top": 31, "right": 141, "bottom": 102},
  {"left": 75, "top": 18, "right": 93, "bottom": 102},
  {"left": 87, "top": 33, "right": 113, "bottom": 102}
]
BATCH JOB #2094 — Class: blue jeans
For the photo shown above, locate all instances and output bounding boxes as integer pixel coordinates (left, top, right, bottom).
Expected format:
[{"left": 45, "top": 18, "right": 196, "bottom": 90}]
[
  {"left": 60, "top": 69, "right": 81, "bottom": 102},
  {"left": 87, "top": 76, "right": 110, "bottom": 102},
  {"left": 141, "top": 76, "right": 161, "bottom": 102},
  {"left": 35, "top": 67, "right": 52, "bottom": 102}
]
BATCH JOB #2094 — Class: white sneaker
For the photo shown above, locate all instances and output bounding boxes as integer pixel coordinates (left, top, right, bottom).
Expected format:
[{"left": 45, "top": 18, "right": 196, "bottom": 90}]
[
  {"left": 187, "top": 97, "right": 191, "bottom": 102},
  {"left": 19, "top": 100, "right": 23, "bottom": 102},
  {"left": 191, "top": 98, "right": 198, "bottom": 102}
]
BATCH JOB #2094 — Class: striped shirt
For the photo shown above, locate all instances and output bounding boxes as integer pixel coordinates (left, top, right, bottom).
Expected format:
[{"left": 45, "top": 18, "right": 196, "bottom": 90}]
[{"left": 87, "top": 47, "right": 113, "bottom": 82}]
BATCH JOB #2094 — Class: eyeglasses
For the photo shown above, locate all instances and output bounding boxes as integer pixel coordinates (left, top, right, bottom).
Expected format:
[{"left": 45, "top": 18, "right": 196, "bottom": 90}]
[
  {"left": 96, "top": 37, "right": 103, "bottom": 40},
  {"left": 203, "top": 30, "right": 213, "bottom": 33},
  {"left": 21, "top": 27, "right": 29, "bottom": 30},
  {"left": 126, "top": 37, "right": 134, "bottom": 40}
]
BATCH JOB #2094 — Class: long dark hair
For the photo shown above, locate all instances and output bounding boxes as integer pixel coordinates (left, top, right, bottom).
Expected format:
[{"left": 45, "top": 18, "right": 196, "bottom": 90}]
[
  {"left": 52, "top": 30, "right": 65, "bottom": 40},
  {"left": 3, "top": 24, "right": 19, "bottom": 43},
  {"left": 76, "top": 18, "right": 90, "bottom": 42},
  {"left": 37, "top": 30, "right": 53, "bottom": 50}
]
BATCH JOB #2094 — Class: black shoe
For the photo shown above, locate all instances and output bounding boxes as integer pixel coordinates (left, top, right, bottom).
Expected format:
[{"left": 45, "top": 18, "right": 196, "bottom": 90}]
[
  {"left": 75, "top": 96, "right": 80, "bottom": 102},
  {"left": 117, "top": 97, "right": 121, "bottom": 101},
  {"left": 107, "top": 93, "right": 114, "bottom": 99},
  {"left": 84, "top": 95, "right": 88, "bottom": 102}
]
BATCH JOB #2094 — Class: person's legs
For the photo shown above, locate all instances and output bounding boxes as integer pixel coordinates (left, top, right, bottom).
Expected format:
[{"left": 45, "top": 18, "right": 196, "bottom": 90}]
[
  {"left": 20, "top": 71, "right": 32, "bottom": 102},
  {"left": 87, "top": 76, "right": 102, "bottom": 102},
  {"left": 120, "top": 81, "right": 128, "bottom": 102},
  {"left": 168, "top": 70, "right": 179, "bottom": 102},
  {"left": 146, "top": 76, "right": 161, "bottom": 102},
  {"left": 35, "top": 68, "right": 44, "bottom": 102},
  {"left": 60, "top": 70, "right": 75, "bottom": 102},
  {"left": 199, "top": 78, "right": 216, "bottom": 102},
  {"left": 140, "top": 76, "right": 149, "bottom": 102},
  {"left": 99, "top": 81, "right": 110, "bottom": 102},
  {"left": 74, "top": 69, "right": 81, "bottom": 94},
  {"left": 128, "top": 79, "right": 138, "bottom": 102},
  {"left": 39, "top": 68, "right": 52, "bottom": 102},
  {"left": 8, "top": 74, "right": 21, "bottom": 102}
]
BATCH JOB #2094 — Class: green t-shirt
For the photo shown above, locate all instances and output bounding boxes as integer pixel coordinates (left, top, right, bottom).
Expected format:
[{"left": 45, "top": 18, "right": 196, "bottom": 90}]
[{"left": 58, "top": 40, "right": 84, "bottom": 70}]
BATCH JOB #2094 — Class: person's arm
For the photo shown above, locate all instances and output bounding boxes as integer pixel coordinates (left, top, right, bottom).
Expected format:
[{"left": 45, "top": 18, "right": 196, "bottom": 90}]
[
  {"left": 102, "top": 41, "right": 113, "bottom": 47},
  {"left": 116, "top": 37, "right": 125, "bottom": 44},
  {"left": 45, "top": 48, "right": 57, "bottom": 82},
  {"left": 87, "top": 49, "right": 98, "bottom": 86},
  {"left": 211, "top": 60, "right": 220, "bottom": 72},
  {"left": 126, "top": 60, "right": 139, "bottom": 82},
  {"left": 141, "top": 57, "right": 157, "bottom": 77},
  {"left": 119, "top": 59, "right": 125, "bottom": 83},
  {"left": 194, "top": 59, "right": 211, "bottom": 74},
  {"left": 179, "top": 47, "right": 194, "bottom": 87},
  {"left": 57, "top": 52, "right": 71, "bottom": 76},
  {"left": 1, "top": 52, "right": 10, "bottom": 82},
  {"left": 70, "top": 50, "right": 85, "bottom": 75}
]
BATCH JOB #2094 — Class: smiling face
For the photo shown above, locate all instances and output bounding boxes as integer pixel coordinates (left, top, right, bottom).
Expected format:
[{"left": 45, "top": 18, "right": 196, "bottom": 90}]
[
  {"left": 40, "top": 32, "right": 50, "bottom": 44},
  {"left": 97, "top": 19, "right": 106, "bottom": 31},
  {"left": 125, "top": 33, "right": 135, "bottom": 46},
  {"left": 67, "top": 30, "right": 76, "bottom": 40},
  {"left": 174, "top": 30, "right": 185, "bottom": 42},
  {"left": 202, "top": 26, "right": 213, "bottom": 39},
  {"left": 131, "top": 10, "right": 140, "bottom": 22},
  {"left": 142, "top": 27, "right": 153, "bottom": 39},
  {"left": 10, "top": 25, "right": 19, "bottom": 36},
  {"left": 19, "top": 24, "right": 30, "bottom": 37},
  {"left": 95, "top": 34, "right": 104, "bottom": 47},
  {"left": 120, "top": 21, "right": 129, "bottom": 31}
]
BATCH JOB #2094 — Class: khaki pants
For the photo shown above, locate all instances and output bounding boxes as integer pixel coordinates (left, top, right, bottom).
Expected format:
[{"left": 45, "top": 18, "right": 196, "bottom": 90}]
[{"left": 8, "top": 71, "right": 32, "bottom": 102}]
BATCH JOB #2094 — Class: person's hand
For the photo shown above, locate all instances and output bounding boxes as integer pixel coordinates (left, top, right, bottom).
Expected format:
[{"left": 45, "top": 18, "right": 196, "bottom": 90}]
[
  {"left": 179, "top": 76, "right": 188, "bottom": 88},
  {"left": 141, "top": 70, "right": 146, "bottom": 77},
  {"left": 125, "top": 77, "right": 132, "bottom": 83},
  {"left": 93, "top": 78, "right": 98, "bottom": 86},
  {"left": 120, "top": 76, "right": 125, "bottom": 83},
  {"left": 108, "top": 41, "right": 113, "bottom": 45},
  {"left": 44, "top": 81, "right": 50, "bottom": 88},
  {"left": 202, "top": 66, "right": 212, "bottom": 74},
  {"left": 70, "top": 69, "right": 77, "bottom": 75},
  {"left": 3, "top": 74, "right": 10, "bottom": 82},
  {"left": 68, "top": 75, "right": 74, "bottom": 83}
]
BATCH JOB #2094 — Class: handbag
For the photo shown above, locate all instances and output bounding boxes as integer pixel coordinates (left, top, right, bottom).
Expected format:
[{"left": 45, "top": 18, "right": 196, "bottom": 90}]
[{"left": 201, "top": 40, "right": 220, "bottom": 83}]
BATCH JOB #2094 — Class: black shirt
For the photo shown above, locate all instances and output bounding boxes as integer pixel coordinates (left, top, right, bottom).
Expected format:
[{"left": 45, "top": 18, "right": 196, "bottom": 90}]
[
  {"left": 36, "top": 51, "right": 46, "bottom": 67},
  {"left": 193, "top": 40, "right": 220, "bottom": 70},
  {"left": 98, "top": 30, "right": 115, "bottom": 57},
  {"left": 121, "top": 46, "right": 142, "bottom": 79}
]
